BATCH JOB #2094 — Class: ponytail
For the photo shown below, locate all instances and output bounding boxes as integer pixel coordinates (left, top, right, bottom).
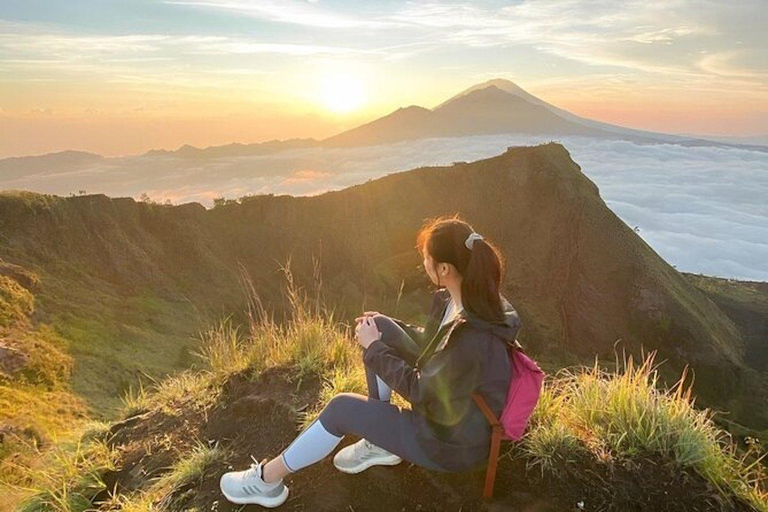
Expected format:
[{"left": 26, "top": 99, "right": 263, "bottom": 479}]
[{"left": 416, "top": 214, "right": 506, "bottom": 322}]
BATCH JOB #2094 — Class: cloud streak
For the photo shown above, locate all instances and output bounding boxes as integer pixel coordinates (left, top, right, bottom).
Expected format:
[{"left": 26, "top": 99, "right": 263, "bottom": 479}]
[
  {"left": 163, "top": 0, "right": 397, "bottom": 29},
  {"left": 389, "top": 0, "right": 765, "bottom": 84}
]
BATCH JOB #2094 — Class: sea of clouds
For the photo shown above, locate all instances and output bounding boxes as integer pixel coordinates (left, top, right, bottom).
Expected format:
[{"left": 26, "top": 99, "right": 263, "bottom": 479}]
[{"left": 1, "top": 134, "right": 766, "bottom": 281}]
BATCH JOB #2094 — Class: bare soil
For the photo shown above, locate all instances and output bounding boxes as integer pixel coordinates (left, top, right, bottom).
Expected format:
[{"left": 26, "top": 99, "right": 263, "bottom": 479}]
[{"left": 95, "top": 366, "right": 757, "bottom": 511}]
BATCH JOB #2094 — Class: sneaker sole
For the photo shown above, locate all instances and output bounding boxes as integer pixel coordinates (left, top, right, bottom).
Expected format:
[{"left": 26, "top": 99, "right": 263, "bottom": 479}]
[
  {"left": 333, "top": 454, "right": 403, "bottom": 474},
  {"left": 221, "top": 484, "right": 289, "bottom": 508}
]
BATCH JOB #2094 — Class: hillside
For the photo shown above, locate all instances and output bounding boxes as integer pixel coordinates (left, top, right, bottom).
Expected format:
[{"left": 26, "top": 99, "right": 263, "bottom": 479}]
[
  {"left": 2, "top": 141, "right": 768, "bottom": 508},
  {"left": 10, "top": 272, "right": 767, "bottom": 511},
  {"left": 0, "top": 193, "right": 231, "bottom": 415},
  {"left": 686, "top": 274, "right": 768, "bottom": 373},
  {"left": 0, "top": 142, "right": 766, "bottom": 430}
]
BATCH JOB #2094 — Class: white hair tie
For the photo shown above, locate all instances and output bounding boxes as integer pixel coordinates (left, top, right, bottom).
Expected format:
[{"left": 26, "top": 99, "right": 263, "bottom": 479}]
[{"left": 464, "top": 232, "right": 484, "bottom": 250}]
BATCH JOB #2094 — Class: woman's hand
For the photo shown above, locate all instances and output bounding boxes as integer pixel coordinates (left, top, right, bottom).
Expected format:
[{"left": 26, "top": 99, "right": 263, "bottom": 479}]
[
  {"left": 355, "top": 316, "right": 382, "bottom": 350},
  {"left": 354, "top": 311, "right": 380, "bottom": 323}
]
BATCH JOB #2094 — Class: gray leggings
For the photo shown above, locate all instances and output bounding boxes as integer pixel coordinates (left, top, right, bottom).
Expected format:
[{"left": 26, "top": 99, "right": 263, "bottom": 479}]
[{"left": 279, "top": 314, "right": 447, "bottom": 473}]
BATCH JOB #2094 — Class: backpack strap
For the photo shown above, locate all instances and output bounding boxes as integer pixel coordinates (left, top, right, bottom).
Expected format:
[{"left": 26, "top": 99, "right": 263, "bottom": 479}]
[
  {"left": 472, "top": 336, "right": 523, "bottom": 425},
  {"left": 473, "top": 338, "right": 525, "bottom": 498},
  {"left": 471, "top": 391, "right": 504, "bottom": 499},
  {"left": 471, "top": 392, "right": 500, "bottom": 427}
]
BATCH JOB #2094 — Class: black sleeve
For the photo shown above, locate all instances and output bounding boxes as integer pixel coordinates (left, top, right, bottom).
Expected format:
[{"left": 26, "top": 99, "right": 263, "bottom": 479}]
[
  {"left": 385, "top": 290, "right": 446, "bottom": 346},
  {"left": 388, "top": 317, "right": 425, "bottom": 342},
  {"left": 362, "top": 326, "right": 481, "bottom": 424}
]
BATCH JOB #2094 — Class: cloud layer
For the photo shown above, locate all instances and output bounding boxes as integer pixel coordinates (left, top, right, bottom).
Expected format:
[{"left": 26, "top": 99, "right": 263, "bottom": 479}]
[{"left": 2, "top": 134, "right": 766, "bottom": 281}]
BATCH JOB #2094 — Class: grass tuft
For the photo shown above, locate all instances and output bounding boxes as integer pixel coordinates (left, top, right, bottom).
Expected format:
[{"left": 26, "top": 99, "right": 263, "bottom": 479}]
[
  {"left": 523, "top": 348, "right": 768, "bottom": 511},
  {"left": 14, "top": 435, "right": 119, "bottom": 512},
  {"left": 97, "top": 441, "right": 226, "bottom": 511}
]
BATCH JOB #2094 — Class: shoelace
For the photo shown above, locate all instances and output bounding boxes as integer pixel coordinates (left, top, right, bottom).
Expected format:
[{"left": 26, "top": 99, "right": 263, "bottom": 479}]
[
  {"left": 243, "top": 454, "right": 261, "bottom": 480},
  {"left": 360, "top": 439, "right": 380, "bottom": 458}
]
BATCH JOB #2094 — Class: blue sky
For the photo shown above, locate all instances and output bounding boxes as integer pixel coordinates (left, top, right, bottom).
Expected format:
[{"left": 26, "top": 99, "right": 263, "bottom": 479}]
[{"left": 1, "top": 0, "right": 766, "bottom": 157}]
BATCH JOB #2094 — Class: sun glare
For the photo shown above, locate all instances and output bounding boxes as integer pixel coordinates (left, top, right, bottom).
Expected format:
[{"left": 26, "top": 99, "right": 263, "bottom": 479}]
[{"left": 319, "top": 74, "right": 366, "bottom": 113}]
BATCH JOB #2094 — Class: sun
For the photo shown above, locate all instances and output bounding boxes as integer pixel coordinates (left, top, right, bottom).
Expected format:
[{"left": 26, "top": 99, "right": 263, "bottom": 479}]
[{"left": 319, "top": 74, "right": 366, "bottom": 113}]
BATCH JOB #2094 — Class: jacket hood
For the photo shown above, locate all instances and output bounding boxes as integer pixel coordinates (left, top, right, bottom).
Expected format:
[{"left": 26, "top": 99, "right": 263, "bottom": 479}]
[
  {"left": 416, "top": 289, "right": 522, "bottom": 368},
  {"left": 451, "top": 292, "right": 522, "bottom": 343}
]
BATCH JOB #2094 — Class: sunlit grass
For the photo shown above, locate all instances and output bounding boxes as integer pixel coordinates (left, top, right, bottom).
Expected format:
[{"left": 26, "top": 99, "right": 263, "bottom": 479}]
[
  {"left": 14, "top": 252, "right": 767, "bottom": 510},
  {"left": 14, "top": 434, "right": 119, "bottom": 512},
  {"left": 120, "top": 378, "right": 150, "bottom": 417},
  {"left": 198, "top": 256, "right": 365, "bottom": 415},
  {"left": 119, "top": 368, "right": 218, "bottom": 419},
  {"left": 97, "top": 441, "right": 226, "bottom": 511},
  {"left": 301, "top": 364, "right": 367, "bottom": 429},
  {"left": 161, "top": 441, "right": 224, "bottom": 492},
  {"left": 523, "top": 349, "right": 768, "bottom": 511}
]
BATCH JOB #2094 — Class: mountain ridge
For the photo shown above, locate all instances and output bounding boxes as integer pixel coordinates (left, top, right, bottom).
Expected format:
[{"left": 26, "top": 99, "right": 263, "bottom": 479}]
[{"left": 1, "top": 142, "right": 765, "bottom": 432}]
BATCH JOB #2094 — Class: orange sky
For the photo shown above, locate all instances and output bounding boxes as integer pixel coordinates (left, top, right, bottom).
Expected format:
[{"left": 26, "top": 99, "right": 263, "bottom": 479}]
[{"left": 1, "top": 0, "right": 766, "bottom": 157}]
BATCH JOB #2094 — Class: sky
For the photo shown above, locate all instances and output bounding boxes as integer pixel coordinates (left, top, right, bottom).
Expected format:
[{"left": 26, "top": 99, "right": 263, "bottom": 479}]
[{"left": 0, "top": 0, "right": 766, "bottom": 158}]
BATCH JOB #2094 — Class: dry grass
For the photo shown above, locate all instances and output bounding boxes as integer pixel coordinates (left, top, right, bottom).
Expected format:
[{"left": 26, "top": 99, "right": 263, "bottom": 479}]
[
  {"left": 524, "top": 348, "right": 768, "bottom": 511},
  {"left": 12, "top": 253, "right": 767, "bottom": 510},
  {"left": 14, "top": 433, "right": 118, "bottom": 512}
]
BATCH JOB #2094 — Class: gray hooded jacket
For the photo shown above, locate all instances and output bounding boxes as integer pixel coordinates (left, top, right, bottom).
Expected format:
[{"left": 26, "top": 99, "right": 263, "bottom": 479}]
[{"left": 362, "top": 288, "right": 522, "bottom": 471}]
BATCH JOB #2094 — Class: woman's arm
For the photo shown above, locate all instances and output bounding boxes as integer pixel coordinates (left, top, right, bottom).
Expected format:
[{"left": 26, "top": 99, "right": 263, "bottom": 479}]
[
  {"left": 388, "top": 317, "right": 426, "bottom": 341},
  {"left": 362, "top": 325, "right": 481, "bottom": 424},
  {"left": 393, "top": 289, "right": 451, "bottom": 344},
  {"left": 365, "top": 289, "right": 446, "bottom": 346}
]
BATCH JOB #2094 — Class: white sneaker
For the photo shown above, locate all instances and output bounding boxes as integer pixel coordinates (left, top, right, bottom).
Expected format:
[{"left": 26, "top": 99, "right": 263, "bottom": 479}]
[
  {"left": 219, "top": 455, "right": 289, "bottom": 507},
  {"left": 333, "top": 438, "right": 403, "bottom": 474}
]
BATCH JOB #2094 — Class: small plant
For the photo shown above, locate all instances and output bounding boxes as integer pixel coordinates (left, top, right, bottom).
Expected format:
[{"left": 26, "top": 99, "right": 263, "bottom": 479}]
[
  {"left": 195, "top": 315, "right": 251, "bottom": 377},
  {"left": 152, "top": 441, "right": 226, "bottom": 508},
  {"left": 120, "top": 378, "right": 150, "bottom": 417},
  {"left": 98, "top": 441, "right": 226, "bottom": 510},
  {"left": 198, "top": 255, "right": 358, "bottom": 387},
  {"left": 15, "top": 435, "right": 119, "bottom": 512}
]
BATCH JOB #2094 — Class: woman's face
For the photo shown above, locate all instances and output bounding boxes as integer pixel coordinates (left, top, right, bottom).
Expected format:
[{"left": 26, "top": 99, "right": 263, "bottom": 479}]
[{"left": 423, "top": 250, "right": 439, "bottom": 286}]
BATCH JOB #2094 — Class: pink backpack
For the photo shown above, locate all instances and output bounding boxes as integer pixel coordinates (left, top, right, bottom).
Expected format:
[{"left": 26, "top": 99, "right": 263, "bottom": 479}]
[
  {"left": 472, "top": 339, "right": 546, "bottom": 440},
  {"left": 472, "top": 339, "right": 545, "bottom": 497},
  {"left": 499, "top": 340, "right": 546, "bottom": 440}
]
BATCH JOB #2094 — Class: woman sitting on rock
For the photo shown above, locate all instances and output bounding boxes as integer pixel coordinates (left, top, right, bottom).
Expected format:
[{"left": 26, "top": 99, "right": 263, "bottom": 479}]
[{"left": 219, "top": 214, "right": 522, "bottom": 507}]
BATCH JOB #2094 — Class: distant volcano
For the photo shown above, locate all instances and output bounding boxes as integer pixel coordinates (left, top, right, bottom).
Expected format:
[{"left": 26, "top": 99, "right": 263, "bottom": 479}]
[
  {"left": 322, "top": 82, "right": 609, "bottom": 146},
  {"left": 321, "top": 78, "right": 764, "bottom": 152}
]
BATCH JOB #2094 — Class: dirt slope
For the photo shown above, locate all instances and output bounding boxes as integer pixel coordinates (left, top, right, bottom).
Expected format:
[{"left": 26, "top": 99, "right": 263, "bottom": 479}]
[{"left": 98, "top": 366, "right": 752, "bottom": 512}]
